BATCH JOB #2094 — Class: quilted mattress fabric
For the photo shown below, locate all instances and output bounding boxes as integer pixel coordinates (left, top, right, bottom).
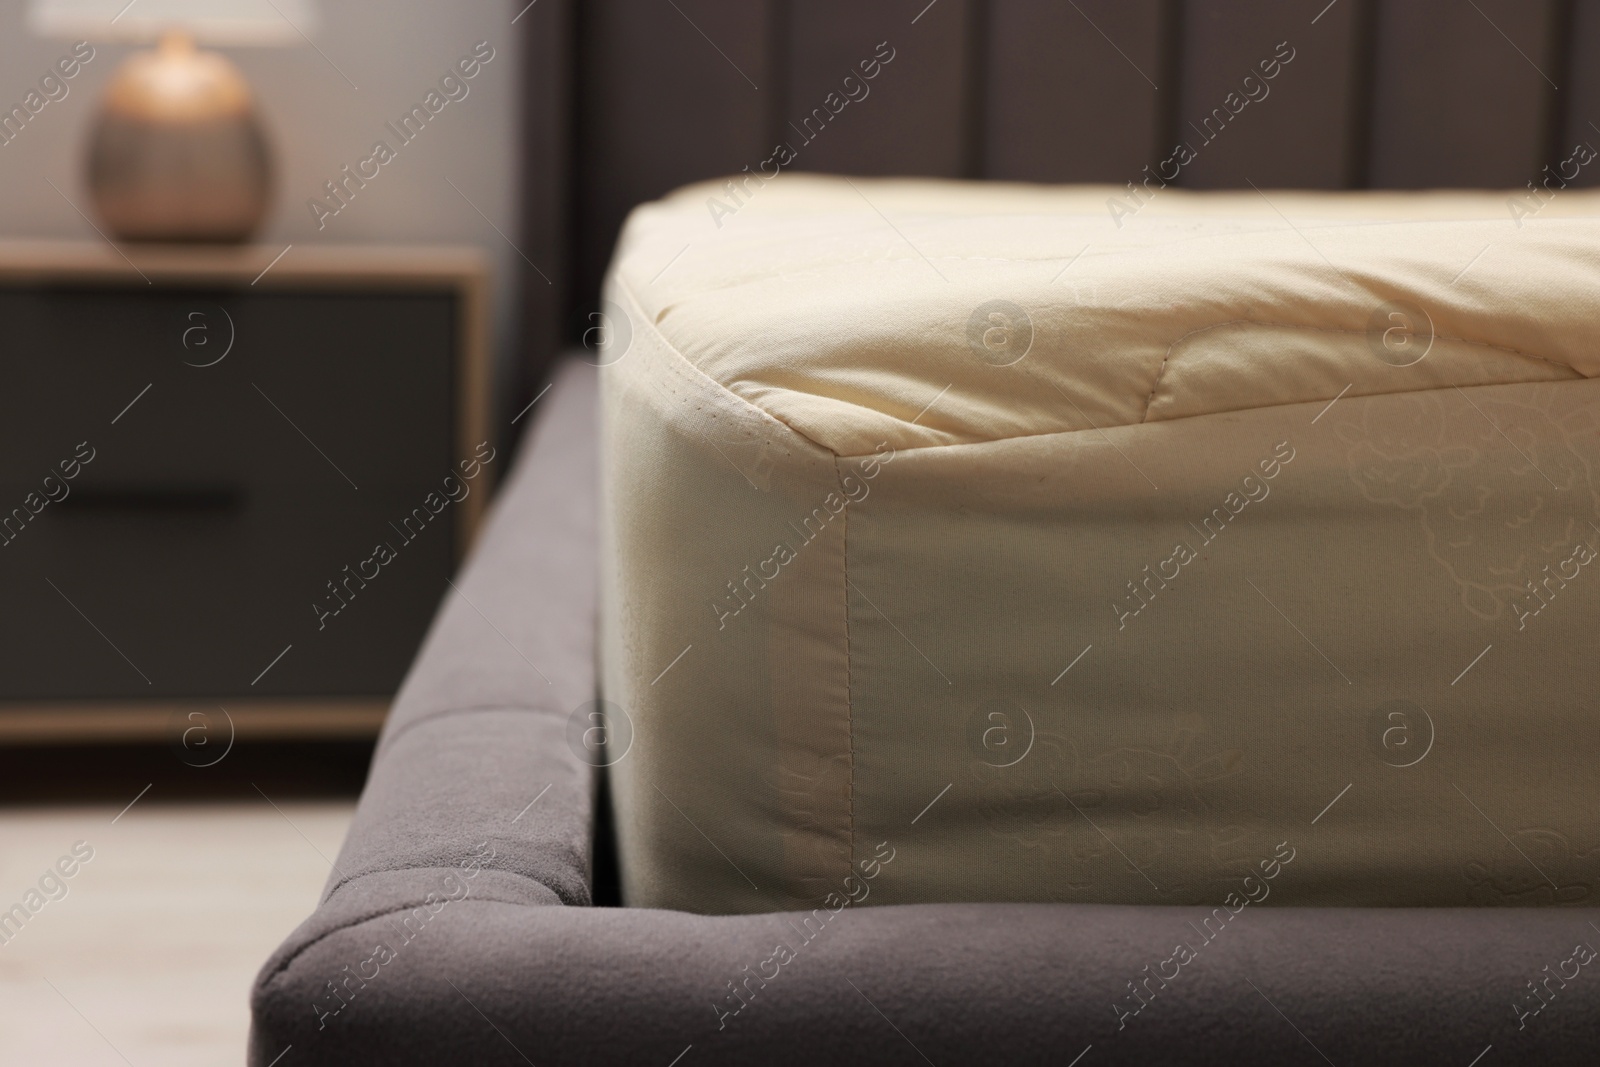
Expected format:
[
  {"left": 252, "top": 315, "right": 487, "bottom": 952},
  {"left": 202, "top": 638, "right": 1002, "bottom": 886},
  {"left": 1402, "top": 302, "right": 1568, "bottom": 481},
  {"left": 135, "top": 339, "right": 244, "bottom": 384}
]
[{"left": 598, "top": 175, "right": 1600, "bottom": 914}]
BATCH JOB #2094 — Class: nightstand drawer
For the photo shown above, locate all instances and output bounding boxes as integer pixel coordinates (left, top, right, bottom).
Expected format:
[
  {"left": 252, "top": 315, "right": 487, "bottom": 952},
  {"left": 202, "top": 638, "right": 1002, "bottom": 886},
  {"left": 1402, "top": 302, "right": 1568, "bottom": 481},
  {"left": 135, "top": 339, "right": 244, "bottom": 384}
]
[{"left": 0, "top": 258, "right": 487, "bottom": 709}]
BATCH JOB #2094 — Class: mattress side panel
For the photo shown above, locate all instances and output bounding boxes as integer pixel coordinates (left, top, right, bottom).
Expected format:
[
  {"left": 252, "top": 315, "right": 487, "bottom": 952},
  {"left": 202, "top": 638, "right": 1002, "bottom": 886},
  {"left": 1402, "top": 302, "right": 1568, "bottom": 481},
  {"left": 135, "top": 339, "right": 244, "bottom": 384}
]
[
  {"left": 845, "top": 378, "right": 1600, "bottom": 907},
  {"left": 599, "top": 296, "right": 854, "bottom": 914}
]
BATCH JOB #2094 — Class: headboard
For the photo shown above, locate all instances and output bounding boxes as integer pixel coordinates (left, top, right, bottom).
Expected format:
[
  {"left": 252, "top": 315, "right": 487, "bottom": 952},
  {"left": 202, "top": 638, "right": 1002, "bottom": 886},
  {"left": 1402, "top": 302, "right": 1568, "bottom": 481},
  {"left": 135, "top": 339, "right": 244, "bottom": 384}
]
[{"left": 513, "top": 0, "right": 1596, "bottom": 392}]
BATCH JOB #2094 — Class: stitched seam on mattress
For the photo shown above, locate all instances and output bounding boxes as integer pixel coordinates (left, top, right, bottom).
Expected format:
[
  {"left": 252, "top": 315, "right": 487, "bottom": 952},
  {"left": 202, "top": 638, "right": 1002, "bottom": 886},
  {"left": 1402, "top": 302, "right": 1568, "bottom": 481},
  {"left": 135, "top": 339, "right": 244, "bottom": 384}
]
[
  {"left": 613, "top": 271, "right": 844, "bottom": 458},
  {"left": 1139, "top": 318, "right": 1581, "bottom": 423},
  {"left": 619, "top": 273, "right": 1583, "bottom": 446},
  {"left": 831, "top": 375, "right": 1594, "bottom": 460},
  {"left": 835, "top": 456, "right": 856, "bottom": 886}
]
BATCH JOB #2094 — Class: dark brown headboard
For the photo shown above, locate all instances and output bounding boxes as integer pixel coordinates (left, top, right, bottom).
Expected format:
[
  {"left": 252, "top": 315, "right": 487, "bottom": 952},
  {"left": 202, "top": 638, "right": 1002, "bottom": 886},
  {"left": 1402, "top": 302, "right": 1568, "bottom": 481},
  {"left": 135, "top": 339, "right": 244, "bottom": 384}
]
[{"left": 513, "top": 0, "right": 1595, "bottom": 398}]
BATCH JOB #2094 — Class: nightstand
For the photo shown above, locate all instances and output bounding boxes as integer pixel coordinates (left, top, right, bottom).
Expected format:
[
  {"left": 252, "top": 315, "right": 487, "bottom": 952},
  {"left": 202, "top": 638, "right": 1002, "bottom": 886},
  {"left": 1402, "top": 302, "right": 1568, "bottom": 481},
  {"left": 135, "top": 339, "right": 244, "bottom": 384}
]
[{"left": 0, "top": 242, "right": 491, "bottom": 745}]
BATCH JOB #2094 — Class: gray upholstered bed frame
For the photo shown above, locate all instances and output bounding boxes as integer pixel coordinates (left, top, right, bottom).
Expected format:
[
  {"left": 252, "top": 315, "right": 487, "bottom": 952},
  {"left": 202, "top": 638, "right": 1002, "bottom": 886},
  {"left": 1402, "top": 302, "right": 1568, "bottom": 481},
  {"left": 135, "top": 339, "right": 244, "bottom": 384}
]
[{"left": 250, "top": 361, "right": 1600, "bottom": 1064}]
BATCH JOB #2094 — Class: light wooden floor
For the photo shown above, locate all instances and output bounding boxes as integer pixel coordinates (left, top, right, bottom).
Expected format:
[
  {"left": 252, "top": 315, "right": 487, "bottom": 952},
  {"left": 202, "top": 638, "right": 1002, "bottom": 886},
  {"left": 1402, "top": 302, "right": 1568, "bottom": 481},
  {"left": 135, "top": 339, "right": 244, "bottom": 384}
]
[{"left": 0, "top": 800, "right": 355, "bottom": 1066}]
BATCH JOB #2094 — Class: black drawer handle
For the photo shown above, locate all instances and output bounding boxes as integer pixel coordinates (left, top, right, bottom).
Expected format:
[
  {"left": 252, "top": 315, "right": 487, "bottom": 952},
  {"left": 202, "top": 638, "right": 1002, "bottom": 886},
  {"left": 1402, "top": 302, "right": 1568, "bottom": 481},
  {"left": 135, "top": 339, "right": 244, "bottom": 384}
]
[{"left": 53, "top": 486, "right": 244, "bottom": 513}]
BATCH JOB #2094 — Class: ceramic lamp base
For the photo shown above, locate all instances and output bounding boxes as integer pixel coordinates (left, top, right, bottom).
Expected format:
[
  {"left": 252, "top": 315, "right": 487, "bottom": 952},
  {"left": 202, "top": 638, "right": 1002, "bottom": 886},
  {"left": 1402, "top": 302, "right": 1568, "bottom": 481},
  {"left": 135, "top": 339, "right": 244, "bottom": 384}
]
[{"left": 88, "top": 32, "right": 271, "bottom": 243}]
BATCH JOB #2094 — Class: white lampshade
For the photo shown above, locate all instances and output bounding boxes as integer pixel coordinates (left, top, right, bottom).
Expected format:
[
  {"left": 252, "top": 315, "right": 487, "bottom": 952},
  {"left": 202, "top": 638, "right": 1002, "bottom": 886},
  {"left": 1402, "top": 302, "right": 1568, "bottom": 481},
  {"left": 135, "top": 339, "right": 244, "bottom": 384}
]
[{"left": 27, "top": 0, "right": 318, "bottom": 46}]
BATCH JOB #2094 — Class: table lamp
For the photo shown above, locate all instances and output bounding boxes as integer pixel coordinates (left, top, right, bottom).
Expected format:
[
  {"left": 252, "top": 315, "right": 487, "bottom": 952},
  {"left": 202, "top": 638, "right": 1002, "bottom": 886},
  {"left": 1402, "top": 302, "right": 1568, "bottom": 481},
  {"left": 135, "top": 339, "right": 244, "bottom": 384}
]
[{"left": 28, "top": 0, "right": 318, "bottom": 242}]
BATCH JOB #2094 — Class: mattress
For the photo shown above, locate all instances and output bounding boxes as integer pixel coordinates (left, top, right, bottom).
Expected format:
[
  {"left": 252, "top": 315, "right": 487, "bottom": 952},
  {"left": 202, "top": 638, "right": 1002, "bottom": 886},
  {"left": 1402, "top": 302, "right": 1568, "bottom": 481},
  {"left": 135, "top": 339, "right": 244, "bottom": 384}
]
[{"left": 598, "top": 174, "right": 1600, "bottom": 915}]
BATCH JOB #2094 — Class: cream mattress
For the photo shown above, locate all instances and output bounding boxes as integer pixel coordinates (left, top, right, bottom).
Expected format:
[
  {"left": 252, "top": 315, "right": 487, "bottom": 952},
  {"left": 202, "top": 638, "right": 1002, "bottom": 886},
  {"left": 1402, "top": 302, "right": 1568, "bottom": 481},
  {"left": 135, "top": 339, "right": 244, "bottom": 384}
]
[{"left": 599, "top": 175, "right": 1600, "bottom": 914}]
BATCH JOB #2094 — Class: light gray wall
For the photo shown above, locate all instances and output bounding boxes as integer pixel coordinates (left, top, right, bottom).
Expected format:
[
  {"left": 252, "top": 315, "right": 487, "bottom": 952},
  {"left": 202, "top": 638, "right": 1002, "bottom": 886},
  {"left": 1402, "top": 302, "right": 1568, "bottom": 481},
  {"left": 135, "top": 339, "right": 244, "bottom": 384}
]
[{"left": 0, "top": 0, "right": 525, "bottom": 413}]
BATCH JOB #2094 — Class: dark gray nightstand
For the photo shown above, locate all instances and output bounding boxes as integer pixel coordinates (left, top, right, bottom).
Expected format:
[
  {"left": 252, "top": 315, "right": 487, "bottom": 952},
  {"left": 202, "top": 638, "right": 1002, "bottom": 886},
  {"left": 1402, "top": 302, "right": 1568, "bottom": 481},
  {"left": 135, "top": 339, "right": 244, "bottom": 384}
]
[{"left": 0, "top": 242, "right": 492, "bottom": 744}]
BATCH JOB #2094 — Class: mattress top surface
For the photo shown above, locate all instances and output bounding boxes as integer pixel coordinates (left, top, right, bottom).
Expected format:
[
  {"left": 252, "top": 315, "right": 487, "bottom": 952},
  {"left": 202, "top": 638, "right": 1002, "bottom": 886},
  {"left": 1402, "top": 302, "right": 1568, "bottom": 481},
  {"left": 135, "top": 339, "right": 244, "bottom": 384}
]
[{"left": 610, "top": 176, "right": 1600, "bottom": 456}]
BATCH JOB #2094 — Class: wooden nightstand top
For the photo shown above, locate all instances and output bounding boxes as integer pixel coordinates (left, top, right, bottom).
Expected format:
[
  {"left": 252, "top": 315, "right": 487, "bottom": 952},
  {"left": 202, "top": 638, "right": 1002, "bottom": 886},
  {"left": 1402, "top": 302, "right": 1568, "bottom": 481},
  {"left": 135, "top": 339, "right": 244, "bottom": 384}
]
[{"left": 0, "top": 240, "right": 488, "bottom": 289}]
